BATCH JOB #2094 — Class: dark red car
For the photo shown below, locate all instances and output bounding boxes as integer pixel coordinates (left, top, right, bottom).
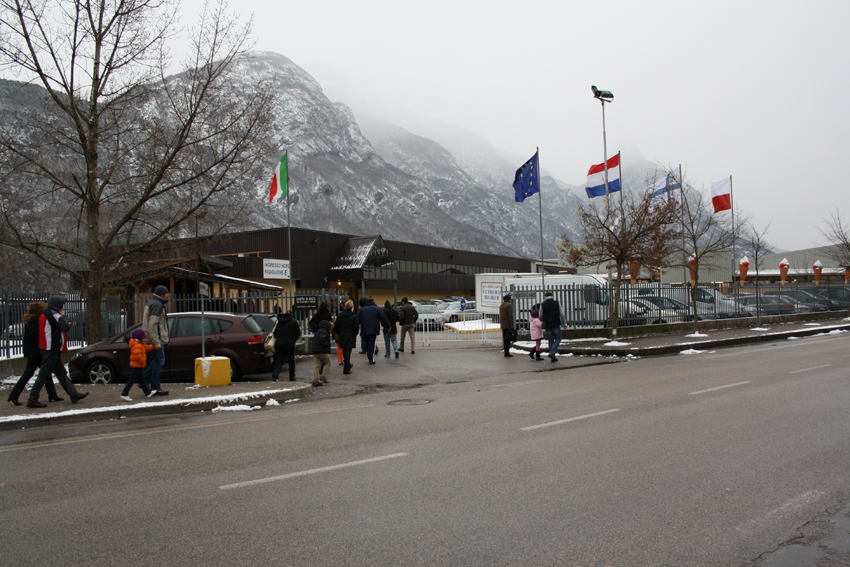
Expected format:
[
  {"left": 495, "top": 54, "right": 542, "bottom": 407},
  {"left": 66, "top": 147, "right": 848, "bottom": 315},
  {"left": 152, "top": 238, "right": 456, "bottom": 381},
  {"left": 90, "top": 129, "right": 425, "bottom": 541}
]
[{"left": 68, "top": 313, "right": 272, "bottom": 384}]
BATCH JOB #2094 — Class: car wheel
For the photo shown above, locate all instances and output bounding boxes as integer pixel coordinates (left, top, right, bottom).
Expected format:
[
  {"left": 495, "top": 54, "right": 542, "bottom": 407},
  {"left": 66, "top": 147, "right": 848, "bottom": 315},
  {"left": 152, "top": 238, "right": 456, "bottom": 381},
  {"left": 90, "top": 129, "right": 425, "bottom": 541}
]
[
  {"left": 228, "top": 357, "right": 241, "bottom": 380},
  {"left": 84, "top": 360, "right": 118, "bottom": 385}
]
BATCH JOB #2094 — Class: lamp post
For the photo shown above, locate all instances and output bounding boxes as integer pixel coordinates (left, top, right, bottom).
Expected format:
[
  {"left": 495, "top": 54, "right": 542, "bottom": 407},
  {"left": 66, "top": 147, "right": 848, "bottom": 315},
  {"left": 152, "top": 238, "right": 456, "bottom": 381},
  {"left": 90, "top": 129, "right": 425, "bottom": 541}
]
[{"left": 591, "top": 86, "right": 614, "bottom": 198}]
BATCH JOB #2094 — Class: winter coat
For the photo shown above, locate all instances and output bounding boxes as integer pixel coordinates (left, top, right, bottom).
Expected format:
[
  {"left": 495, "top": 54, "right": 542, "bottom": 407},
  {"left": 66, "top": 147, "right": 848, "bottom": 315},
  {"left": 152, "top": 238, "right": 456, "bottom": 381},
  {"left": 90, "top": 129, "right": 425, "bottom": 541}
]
[
  {"left": 23, "top": 316, "right": 43, "bottom": 360},
  {"left": 499, "top": 300, "right": 515, "bottom": 329},
  {"left": 273, "top": 313, "right": 302, "bottom": 350},
  {"left": 382, "top": 306, "right": 400, "bottom": 335},
  {"left": 530, "top": 317, "right": 544, "bottom": 341},
  {"left": 143, "top": 294, "right": 170, "bottom": 346},
  {"left": 334, "top": 309, "right": 360, "bottom": 350},
  {"left": 308, "top": 310, "right": 333, "bottom": 333},
  {"left": 398, "top": 303, "right": 418, "bottom": 326},
  {"left": 312, "top": 320, "right": 332, "bottom": 355},
  {"left": 358, "top": 300, "right": 390, "bottom": 336},
  {"left": 39, "top": 295, "right": 70, "bottom": 352},
  {"left": 129, "top": 338, "right": 155, "bottom": 368},
  {"left": 541, "top": 297, "right": 564, "bottom": 330}
]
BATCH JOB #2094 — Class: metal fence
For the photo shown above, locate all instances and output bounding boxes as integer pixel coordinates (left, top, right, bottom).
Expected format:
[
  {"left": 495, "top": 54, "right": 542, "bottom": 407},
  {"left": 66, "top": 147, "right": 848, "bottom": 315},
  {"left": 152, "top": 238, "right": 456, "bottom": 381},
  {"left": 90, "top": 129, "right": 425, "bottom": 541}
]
[
  {"left": 414, "top": 312, "right": 502, "bottom": 346},
  {"left": 0, "top": 289, "right": 348, "bottom": 359}
]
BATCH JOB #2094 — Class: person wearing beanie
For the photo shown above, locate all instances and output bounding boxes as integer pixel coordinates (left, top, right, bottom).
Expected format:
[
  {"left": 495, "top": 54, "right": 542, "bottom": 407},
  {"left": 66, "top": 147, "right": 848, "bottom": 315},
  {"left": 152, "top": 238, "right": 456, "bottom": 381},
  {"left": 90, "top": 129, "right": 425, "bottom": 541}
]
[
  {"left": 143, "top": 286, "right": 170, "bottom": 395},
  {"left": 529, "top": 309, "right": 544, "bottom": 361},
  {"left": 120, "top": 329, "right": 158, "bottom": 401}
]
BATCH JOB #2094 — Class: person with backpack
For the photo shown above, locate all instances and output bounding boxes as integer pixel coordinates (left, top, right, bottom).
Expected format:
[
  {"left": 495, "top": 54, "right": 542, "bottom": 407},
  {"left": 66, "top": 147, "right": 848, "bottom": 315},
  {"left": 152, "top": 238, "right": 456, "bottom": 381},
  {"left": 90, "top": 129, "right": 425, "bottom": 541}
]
[
  {"left": 397, "top": 297, "right": 418, "bottom": 354},
  {"left": 311, "top": 320, "right": 333, "bottom": 387}
]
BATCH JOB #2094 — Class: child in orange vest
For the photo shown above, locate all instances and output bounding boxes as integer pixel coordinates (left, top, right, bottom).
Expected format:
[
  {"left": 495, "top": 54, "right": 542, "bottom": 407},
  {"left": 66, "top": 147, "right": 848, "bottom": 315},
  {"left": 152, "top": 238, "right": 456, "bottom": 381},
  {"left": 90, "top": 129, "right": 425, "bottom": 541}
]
[{"left": 120, "top": 329, "right": 159, "bottom": 402}]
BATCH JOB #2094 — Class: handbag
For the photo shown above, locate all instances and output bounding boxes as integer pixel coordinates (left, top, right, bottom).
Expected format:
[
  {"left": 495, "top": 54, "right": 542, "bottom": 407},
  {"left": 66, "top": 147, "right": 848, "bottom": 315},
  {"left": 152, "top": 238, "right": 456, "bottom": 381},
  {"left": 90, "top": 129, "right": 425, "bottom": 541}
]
[
  {"left": 509, "top": 328, "right": 518, "bottom": 342},
  {"left": 263, "top": 320, "right": 279, "bottom": 353}
]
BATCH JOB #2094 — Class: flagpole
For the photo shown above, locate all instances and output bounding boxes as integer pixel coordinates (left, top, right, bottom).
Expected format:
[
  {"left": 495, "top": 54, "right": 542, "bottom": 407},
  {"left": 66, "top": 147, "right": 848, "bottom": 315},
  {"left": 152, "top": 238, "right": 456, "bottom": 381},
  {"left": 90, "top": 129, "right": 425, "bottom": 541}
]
[
  {"left": 286, "top": 152, "right": 294, "bottom": 302},
  {"left": 729, "top": 175, "right": 736, "bottom": 286},
  {"left": 536, "top": 147, "right": 545, "bottom": 290}
]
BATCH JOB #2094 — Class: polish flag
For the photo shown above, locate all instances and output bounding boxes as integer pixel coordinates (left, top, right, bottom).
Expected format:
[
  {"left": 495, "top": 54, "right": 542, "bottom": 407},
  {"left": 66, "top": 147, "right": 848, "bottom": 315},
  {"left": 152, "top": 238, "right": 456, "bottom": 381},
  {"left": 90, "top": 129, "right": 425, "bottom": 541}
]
[{"left": 710, "top": 176, "right": 732, "bottom": 213}]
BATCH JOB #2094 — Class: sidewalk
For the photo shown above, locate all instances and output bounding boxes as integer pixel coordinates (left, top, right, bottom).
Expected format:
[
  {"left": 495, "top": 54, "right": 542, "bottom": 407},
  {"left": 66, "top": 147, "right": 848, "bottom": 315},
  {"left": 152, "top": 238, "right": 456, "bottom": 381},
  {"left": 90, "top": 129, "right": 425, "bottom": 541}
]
[{"left": 2, "top": 317, "right": 848, "bottom": 431}]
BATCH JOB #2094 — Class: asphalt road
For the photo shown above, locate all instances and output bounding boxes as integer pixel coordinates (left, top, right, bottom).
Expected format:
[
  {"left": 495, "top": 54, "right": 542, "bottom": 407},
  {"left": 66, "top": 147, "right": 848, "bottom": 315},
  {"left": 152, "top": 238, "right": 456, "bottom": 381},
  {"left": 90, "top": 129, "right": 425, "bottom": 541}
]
[{"left": 1, "top": 332, "right": 849, "bottom": 566}]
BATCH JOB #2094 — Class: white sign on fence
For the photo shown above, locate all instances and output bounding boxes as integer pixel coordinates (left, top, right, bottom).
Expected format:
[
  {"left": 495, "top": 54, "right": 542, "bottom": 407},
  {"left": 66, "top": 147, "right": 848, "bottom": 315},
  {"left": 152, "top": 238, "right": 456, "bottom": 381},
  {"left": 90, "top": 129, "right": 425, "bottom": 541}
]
[
  {"left": 263, "top": 259, "right": 291, "bottom": 279},
  {"left": 480, "top": 283, "right": 503, "bottom": 309}
]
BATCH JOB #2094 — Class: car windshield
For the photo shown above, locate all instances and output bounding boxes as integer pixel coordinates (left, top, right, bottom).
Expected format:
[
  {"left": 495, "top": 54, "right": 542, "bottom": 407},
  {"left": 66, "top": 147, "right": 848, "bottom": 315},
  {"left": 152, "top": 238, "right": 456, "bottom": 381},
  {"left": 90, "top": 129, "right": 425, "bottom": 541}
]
[{"left": 419, "top": 306, "right": 439, "bottom": 314}]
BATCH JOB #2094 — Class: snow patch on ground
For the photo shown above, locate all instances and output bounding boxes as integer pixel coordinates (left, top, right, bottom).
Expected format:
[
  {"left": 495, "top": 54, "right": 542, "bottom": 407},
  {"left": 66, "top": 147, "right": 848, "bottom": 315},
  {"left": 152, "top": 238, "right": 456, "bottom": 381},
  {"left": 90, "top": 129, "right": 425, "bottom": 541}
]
[
  {"left": 212, "top": 404, "right": 261, "bottom": 413},
  {"left": 804, "top": 323, "right": 822, "bottom": 326},
  {"left": 751, "top": 327, "right": 770, "bottom": 331},
  {"left": 685, "top": 333, "right": 709, "bottom": 338},
  {"left": 604, "top": 341, "right": 631, "bottom": 347},
  {"left": 679, "top": 349, "right": 705, "bottom": 354}
]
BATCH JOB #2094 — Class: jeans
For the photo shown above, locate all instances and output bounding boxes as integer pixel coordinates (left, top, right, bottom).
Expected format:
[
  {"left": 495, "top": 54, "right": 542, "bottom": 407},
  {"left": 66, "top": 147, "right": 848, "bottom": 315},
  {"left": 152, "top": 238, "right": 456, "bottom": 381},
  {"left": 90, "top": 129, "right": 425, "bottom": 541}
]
[
  {"left": 143, "top": 346, "right": 166, "bottom": 389},
  {"left": 28, "top": 350, "right": 78, "bottom": 404},
  {"left": 383, "top": 333, "right": 398, "bottom": 357},
  {"left": 121, "top": 367, "right": 152, "bottom": 397},
  {"left": 546, "top": 326, "right": 562, "bottom": 357}
]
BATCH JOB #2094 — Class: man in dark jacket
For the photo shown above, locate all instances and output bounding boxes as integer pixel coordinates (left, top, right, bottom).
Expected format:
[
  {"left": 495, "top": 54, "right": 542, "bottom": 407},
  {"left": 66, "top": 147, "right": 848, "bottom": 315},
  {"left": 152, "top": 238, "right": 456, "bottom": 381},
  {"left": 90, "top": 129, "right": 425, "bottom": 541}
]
[
  {"left": 382, "top": 300, "right": 400, "bottom": 358},
  {"left": 311, "top": 320, "right": 333, "bottom": 387},
  {"left": 334, "top": 300, "right": 359, "bottom": 375},
  {"left": 272, "top": 309, "right": 302, "bottom": 382},
  {"left": 26, "top": 295, "right": 88, "bottom": 408},
  {"left": 540, "top": 291, "right": 565, "bottom": 362},
  {"left": 357, "top": 298, "right": 390, "bottom": 364},
  {"left": 397, "top": 297, "right": 418, "bottom": 354},
  {"left": 499, "top": 295, "right": 515, "bottom": 357}
]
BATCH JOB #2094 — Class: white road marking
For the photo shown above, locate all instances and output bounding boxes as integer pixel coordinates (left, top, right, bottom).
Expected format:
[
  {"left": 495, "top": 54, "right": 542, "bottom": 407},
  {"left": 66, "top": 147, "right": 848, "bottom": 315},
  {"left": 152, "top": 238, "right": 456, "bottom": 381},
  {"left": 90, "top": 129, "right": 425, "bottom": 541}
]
[
  {"left": 219, "top": 452, "right": 409, "bottom": 490},
  {"left": 736, "top": 490, "right": 826, "bottom": 534},
  {"left": 521, "top": 409, "right": 620, "bottom": 431},
  {"left": 789, "top": 364, "right": 832, "bottom": 374},
  {"left": 688, "top": 381, "right": 751, "bottom": 395}
]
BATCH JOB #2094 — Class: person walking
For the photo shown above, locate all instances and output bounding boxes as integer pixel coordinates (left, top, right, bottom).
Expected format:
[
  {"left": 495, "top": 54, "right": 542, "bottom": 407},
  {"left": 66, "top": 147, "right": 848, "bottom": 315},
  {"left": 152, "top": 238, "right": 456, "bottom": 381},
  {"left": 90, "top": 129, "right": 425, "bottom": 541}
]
[
  {"left": 120, "top": 329, "right": 158, "bottom": 401},
  {"left": 7, "top": 302, "right": 61, "bottom": 406},
  {"left": 357, "top": 297, "right": 390, "bottom": 365},
  {"left": 499, "top": 294, "right": 515, "bottom": 357},
  {"left": 143, "top": 286, "right": 170, "bottom": 395},
  {"left": 541, "top": 291, "right": 565, "bottom": 362},
  {"left": 334, "top": 300, "right": 359, "bottom": 375},
  {"left": 397, "top": 297, "right": 418, "bottom": 354},
  {"left": 271, "top": 309, "right": 302, "bottom": 382},
  {"left": 382, "top": 300, "right": 400, "bottom": 358},
  {"left": 25, "top": 295, "right": 88, "bottom": 408},
  {"left": 529, "top": 309, "right": 544, "bottom": 361},
  {"left": 311, "top": 320, "right": 333, "bottom": 387}
]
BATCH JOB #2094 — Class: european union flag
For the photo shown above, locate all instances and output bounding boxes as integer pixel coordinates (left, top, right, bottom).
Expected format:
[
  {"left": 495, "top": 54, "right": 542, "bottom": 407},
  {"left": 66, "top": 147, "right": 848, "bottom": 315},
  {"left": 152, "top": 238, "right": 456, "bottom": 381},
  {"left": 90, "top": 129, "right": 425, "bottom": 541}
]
[{"left": 513, "top": 151, "right": 540, "bottom": 202}]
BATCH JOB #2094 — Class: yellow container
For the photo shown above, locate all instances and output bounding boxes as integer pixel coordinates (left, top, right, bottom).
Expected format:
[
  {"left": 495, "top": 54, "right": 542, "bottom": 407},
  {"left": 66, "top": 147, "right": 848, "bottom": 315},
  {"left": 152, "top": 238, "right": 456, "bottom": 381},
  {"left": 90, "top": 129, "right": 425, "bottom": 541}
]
[{"left": 195, "top": 356, "right": 231, "bottom": 387}]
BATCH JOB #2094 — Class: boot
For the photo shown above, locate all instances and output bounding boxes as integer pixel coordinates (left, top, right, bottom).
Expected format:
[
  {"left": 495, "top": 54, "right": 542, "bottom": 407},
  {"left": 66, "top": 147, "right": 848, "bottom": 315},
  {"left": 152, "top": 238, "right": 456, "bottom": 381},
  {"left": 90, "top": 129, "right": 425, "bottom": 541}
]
[
  {"left": 528, "top": 350, "right": 535, "bottom": 360},
  {"left": 8, "top": 392, "right": 22, "bottom": 406},
  {"left": 535, "top": 352, "right": 544, "bottom": 361}
]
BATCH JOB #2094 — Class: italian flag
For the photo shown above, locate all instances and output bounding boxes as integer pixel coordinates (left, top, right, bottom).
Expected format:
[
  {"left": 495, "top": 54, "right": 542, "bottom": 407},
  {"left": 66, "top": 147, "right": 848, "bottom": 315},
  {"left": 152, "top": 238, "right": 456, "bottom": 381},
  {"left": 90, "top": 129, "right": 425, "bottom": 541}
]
[{"left": 268, "top": 154, "right": 288, "bottom": 204}]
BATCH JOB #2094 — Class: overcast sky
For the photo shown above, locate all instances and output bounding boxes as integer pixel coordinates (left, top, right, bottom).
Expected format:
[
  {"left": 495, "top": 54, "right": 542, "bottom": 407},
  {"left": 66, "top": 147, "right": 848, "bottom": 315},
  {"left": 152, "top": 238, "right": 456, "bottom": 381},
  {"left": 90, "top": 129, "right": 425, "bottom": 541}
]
[{"left": 154, "top": 1, "right": 850, "bottom": 251}]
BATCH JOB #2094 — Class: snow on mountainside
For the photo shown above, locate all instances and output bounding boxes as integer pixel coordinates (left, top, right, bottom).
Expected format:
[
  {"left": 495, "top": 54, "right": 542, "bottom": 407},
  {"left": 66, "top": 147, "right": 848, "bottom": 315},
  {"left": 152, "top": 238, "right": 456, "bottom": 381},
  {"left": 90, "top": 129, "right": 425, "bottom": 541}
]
[{"left": 236, "top": 52, "right": 585, "bottom": 258}]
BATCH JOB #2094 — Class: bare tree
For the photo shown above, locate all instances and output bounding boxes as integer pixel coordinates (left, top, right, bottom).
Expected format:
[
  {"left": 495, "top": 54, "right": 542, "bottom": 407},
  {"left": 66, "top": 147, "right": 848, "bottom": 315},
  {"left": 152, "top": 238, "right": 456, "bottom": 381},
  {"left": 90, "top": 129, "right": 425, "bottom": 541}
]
[
  {"left": 668, "top": 170, "right": 749, "bottom": 329},
  {"left": 0, "top": 0, "right": 275, "bottom": 342},
  {"left": 819, "top": 208, "right": 850, "bottom": 267},
  {"left": 558, "top": 189, "right": 679, "bottom": 331},
  {"left": 745, "top": 222, "right": 772, "bottom": 326}
]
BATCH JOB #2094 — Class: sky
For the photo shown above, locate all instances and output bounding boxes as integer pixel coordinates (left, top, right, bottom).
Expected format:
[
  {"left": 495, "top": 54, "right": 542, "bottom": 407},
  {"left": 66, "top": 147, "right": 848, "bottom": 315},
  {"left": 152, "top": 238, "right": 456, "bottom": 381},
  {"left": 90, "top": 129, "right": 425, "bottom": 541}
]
[{"left": 13, "top": 0, "right": 850, "bottom": 253}]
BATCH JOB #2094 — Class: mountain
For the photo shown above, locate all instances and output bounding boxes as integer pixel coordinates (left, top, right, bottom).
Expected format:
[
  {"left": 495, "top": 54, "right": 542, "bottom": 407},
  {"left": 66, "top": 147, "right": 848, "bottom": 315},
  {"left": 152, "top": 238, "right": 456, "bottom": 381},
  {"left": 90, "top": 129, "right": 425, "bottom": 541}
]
[{"left": 234, "top": 52, "right": 583, "bottom": 258}]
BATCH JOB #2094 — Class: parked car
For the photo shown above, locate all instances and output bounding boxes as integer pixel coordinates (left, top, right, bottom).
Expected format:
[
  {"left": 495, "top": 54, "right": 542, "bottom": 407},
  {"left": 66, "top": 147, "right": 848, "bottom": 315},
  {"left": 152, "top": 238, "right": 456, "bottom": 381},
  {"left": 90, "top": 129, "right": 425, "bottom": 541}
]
[
  {"left": 68, "top": 312, "right": 273, "bottom": 384},
  {"left": 734, "top": 294, "right": 791, "bottom": 316},
  {"left": 763, "top": 289, "right": 833, "bottom": 311},
  {"left": 441, "top": 301, "right": 479, "bottom": 322},
  {"left": 809, "top": 286, "right": 850, "bottom": 309},
  {"left": 616, "top": 300, "right": 649, "bottom": 327},
  {"left": 776, "top": 294, "right": 822, "bottom": 313},
  {"left": 628, "top": 297, "right": 687, "bottom": 324},
  {"left": 414, "top": 305, "right": 445, "bottom": 330}
]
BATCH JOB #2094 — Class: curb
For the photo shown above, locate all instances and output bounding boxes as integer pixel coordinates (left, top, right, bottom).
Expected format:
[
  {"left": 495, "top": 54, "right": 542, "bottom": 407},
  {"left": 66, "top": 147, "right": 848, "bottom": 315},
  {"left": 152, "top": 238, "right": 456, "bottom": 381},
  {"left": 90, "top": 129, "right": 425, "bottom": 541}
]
[{"left": 0, "top": 383, "right": 313, "bottom": 431}]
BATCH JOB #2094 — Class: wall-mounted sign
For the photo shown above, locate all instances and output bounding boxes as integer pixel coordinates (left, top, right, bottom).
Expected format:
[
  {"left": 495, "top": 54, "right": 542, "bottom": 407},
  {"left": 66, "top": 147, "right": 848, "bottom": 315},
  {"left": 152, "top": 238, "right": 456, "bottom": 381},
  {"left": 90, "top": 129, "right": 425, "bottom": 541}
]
[
  {"left": 263, "top": 259, "right": 291, "bottom": 279},
  {"left": 480, "top": 283, "right": 503, "bottom": 308}
]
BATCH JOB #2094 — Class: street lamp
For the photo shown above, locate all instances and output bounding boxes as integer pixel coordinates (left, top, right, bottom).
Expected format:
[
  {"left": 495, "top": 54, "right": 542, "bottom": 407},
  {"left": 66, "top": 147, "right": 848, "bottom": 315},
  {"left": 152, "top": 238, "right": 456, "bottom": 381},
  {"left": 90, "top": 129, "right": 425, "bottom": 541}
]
[{"left": 591, "top": 85, "right": 614, "bottom": 197}]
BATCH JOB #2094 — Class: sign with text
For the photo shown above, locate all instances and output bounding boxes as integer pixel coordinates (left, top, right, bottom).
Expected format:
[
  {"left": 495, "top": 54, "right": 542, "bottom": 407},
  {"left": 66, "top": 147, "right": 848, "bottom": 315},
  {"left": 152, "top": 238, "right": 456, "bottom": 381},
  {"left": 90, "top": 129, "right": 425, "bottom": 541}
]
[
  {"left": 294, "top": 296, "right": 318, "bottom": 310},
  {"left": 263, "top": 259, "right": 291, "bottom": 279},
  {"left": 480, "top": 283, "right": 503, "bottom": 308}
]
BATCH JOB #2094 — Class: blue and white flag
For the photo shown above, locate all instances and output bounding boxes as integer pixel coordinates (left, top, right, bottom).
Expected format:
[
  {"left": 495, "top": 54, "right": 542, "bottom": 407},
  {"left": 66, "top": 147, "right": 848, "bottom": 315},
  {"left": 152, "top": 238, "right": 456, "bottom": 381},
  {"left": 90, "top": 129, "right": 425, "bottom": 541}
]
[{"left": 647, "top": 172, "right": 681, "bottom": 202}]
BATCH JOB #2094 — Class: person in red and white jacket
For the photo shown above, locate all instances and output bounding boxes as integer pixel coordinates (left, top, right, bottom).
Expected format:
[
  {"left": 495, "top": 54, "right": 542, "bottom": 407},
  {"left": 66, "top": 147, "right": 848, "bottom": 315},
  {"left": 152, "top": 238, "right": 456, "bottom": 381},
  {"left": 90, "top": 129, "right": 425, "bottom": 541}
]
[{"left": 26, "top": 295, "right": 88, "bottom": 408}]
